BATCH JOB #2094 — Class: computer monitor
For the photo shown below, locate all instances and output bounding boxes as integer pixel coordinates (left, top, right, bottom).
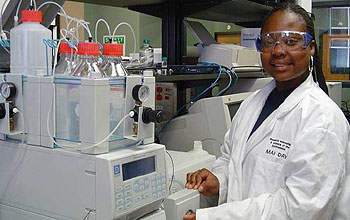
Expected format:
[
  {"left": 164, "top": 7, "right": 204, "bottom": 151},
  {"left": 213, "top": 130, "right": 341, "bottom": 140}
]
[{"left": 160, "top": 92, "right": 252, "bottom": 158}]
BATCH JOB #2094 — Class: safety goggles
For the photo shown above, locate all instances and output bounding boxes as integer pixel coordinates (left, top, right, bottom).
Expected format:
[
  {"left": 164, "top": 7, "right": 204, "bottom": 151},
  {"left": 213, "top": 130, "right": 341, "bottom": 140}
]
[{"left": 255, "top": 31, "right": 313, "bottom": 53}]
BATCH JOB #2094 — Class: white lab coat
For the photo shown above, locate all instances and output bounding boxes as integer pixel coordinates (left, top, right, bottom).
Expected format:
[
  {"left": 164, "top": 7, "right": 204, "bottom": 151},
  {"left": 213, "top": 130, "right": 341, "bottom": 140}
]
[{"left": 196, "top": 74, "right": 349, "bottom": 220}]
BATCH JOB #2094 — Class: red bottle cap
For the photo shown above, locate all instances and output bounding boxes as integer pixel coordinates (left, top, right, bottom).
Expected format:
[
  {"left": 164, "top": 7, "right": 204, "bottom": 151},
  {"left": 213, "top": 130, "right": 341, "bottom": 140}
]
[
  {"left": 21, "top": 10, "right": 42, "bottom": 23},
  {"left": 103, "top": 43, "right": 123, "bottom": 56},
  {"left": 59, "top": 42, "right": 77, "bottom": 54},
  {"left": 77, "top": 42, "right": 100, "bottom": 56}
]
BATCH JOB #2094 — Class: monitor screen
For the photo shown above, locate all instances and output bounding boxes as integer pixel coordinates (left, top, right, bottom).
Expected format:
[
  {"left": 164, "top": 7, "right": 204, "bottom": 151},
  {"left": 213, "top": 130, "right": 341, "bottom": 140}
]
[
  {"left": 227, "top": 102, "right": 242, "bottom": 119},
  {"left": 122, "top": 156, "right": 156, "bottom": 181}
]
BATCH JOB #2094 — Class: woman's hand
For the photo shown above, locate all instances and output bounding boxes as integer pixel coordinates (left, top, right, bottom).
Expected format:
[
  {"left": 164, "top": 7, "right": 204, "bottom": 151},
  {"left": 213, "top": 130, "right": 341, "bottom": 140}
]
[{"left": 186, "top": 168, "right": 219, "bottom": 197}]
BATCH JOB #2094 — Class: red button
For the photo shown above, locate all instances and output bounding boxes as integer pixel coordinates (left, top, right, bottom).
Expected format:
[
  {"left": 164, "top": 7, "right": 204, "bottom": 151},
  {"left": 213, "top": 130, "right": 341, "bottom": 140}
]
[
  {"left": 157, "top": 95, "right": 162, "bottom": 100},
  {"left": 165, "top": 96, "right": 169, "bottom": 100},
  {"left": 156, "top": 87, "right": 163, "bottom": 93}
]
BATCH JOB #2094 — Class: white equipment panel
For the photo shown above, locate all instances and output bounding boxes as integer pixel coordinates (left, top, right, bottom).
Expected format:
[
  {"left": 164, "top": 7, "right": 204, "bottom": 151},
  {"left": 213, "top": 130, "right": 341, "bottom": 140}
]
[{"left": 0, "top": 142, "right": 168, "bottom": 220}]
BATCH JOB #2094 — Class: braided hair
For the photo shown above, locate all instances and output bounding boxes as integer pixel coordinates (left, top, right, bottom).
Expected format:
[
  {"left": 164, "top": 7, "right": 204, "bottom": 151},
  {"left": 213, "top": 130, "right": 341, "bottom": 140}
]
[{"left": 261, "top": 2, "right": 328, "bottom": 94}]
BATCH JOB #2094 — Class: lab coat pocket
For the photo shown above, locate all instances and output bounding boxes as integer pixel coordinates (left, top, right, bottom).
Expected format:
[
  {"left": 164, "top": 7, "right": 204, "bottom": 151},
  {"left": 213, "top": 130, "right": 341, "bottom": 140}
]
[{"left": 249, "top": 156, "right": 284, "bottom": 196}]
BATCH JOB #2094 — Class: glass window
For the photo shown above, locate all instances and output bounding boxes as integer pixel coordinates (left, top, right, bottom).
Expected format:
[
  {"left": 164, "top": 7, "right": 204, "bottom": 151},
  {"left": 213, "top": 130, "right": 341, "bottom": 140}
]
[
  {"left": 321, "top": 7, "right": 350, "bottom": 80},
  {"left": 331, "top": 29, "right": 348, "bottom": 35},
  {"left": 331, "top": 8, "right": 348, "bottom": 27},
  {"left": 330, "top": 47, "right": 349, "bottom": 75},
  {"left": 330, "top": 36, "right": 349, "bottom": 47}
]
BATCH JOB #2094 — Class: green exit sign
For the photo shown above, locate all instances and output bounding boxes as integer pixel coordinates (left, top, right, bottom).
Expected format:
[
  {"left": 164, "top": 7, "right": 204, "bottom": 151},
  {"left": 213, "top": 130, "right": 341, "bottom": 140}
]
[{"left": 103, "top": 35, "right": 126, "bottom": 55}]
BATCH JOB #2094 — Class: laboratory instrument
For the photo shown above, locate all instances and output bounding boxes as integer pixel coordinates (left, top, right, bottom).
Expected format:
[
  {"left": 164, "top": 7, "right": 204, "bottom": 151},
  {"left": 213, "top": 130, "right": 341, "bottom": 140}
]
[
  {"left": 0, "top": 70, "right": 166, "bottom": 219},
  {"left": 161, "top": 92, "right": 252, "bottom": 158},
  {"left": 0, "top": 5, "right": 166, "bottom": 218},
  {"left": 164, "top": 148, "right": 216, "bottom": 220},
  {"left": 184, "top": 20, "right": 263, "bottom": 77},
  {"left": 0, "top": 142, "right": 168, "bottom": 220}
]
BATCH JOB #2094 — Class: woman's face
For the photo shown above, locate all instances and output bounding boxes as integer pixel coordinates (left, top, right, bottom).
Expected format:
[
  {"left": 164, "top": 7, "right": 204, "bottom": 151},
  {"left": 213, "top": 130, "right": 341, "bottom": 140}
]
[{"left": 261, "top": 11, "right": 315, "bottom": 90}]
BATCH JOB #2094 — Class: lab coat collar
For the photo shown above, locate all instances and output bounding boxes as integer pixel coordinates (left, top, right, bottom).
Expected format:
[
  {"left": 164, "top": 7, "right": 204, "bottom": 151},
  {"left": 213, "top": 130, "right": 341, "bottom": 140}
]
[
  {"left": 259, "top": 73, "right": 315, "bottom": 118},
  {"left": 276, "top": 73, "right": 315, "bottom": 118},
  {"left": 243, "top": 73, "right": 315, "bottom": 161}
]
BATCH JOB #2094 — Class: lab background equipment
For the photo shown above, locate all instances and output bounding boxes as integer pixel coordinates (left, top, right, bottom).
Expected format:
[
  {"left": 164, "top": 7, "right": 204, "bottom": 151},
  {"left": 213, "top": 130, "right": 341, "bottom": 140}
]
[
  {"left": 0, "top": 2, "right": 170, "bottom": 219},
  {"left": 0, "top": 142, "right": 168, "bottom": 220},
  {"left": 164, "top": 149, "right": 216, "bottom": 220},
  {"left": 0, "top": 71, "right": 167, "bottom": 220},
  {"left": 160, "top": 92, "right": 252, "bottom": 158},
  {"left": 184, "top": 19, "right": 264, "bottom": 78}
]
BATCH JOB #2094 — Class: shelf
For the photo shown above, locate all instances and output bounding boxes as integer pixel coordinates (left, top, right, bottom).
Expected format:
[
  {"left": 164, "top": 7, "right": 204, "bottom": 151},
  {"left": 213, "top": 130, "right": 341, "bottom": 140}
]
[
  {"left": 190, "top": 0, "right": 271, "bottom": 27},
  {"left": 70, "top": 0, "right": 271, "bottom": 65},
  {"left": 71, "top": 0, "right": 167, "bottom": 7},
  {"left": 71, "top": 0, "right": 271, "bottom": 25}
]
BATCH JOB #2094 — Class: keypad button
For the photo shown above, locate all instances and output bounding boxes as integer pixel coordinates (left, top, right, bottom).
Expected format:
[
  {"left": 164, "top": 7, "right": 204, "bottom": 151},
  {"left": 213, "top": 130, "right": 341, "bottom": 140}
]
[
  {"left": 115, "top": 186, "right": 123, "bottom": 192},
  {"left": 152, "top": 187, "right": 157, "bottom": 193},
  {"left": 162, "top": 190, "right": 167, "bottom": 195},
  {"left": 143, "top": 193, "right": 150, "bottom": 199},
  {"left": 157, "top": 192, "right": 162, "bottom": 197},
  {"left": 139, "top": 179, "right": 144, "bottom": 185},
  {"left": 135, "top": 195, "right": 142, "bottom": 203},
  {"left": 116, "top": 199, "right": 123, "bottom": 206},
  {"left": 133, "top": 184, "right": 139, "bottom": 191},
  {"left": 117, "top": 206, "right": 124, "bottom": 211},
  {"left": 162, "top": 178, "right": 166, "bottom": 184},
  {"left": 157, "top": 186, "right": 162, "bottom": 191},
  {"left": 153, "top": 194, "right": 157, "bottom": 199},
  {"left": 116, "top": 193, "right": 123, "bottom": 199},
  {"left": 125, "top": 202, "right": 132, "bottom": 208},
  {"left": 152, "top": 181, "right": 156, "bottom": 187},
  {"left": 156, "top": 174, "right": 161, "bottom": 179},
  {"left": 125, "top": 197, "right": 132, "bottom": 203},
  {"left": 125, "top": 190, "right": 132, "bottom": 196},
  {"left": 140, "top": 185, "right": 145, "bottom": 191},
  {"left": 145, "top": 180, "right": 150, "bottom": 187},
  {"left": 157, "top": 180, "right": 161, "bottom": 185},
  {"left": 124, "top": 185, "right": 131, "bottom": 190},
  {"left": 162, "top": 184, "right": 167, "bottom": 190}
]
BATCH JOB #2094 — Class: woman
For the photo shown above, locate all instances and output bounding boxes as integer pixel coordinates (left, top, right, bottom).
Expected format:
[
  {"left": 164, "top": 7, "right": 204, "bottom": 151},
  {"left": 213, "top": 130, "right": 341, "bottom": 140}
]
[{"left": 184, "top": 3, "right": 349, "bottom": 220}]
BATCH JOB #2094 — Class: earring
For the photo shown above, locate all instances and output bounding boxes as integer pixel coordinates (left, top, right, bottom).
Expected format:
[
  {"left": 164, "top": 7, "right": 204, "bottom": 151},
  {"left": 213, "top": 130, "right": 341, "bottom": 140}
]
[
  {"left": 309, "top": 56, "right": 314, "bottom": 73},
  {"left": 310, "top": 56, "right": 318, "bottom": 83}
]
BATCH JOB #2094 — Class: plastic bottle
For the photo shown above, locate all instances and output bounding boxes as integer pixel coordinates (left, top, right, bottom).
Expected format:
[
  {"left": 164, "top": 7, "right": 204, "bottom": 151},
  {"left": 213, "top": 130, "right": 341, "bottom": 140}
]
[
  {"left": 71, "top": 42, "right": 106, "bottom": 78},
  {"left": 10, "top": 10, "right": 52, "bottom": 75},
  {"left": 102, "top": 43, "right": 125, "bottom": 77},
  {"left": 139, "top": 39, "right": 153, "bottom": 66},
  {"left": 161, "top": 57, "right": 167, "bottom": 75},
  {"left": 55, "top": 42, "right": 76, "bottom": 75},
  {"left": 189, "top": 140, "right": 209, "bottom": 155}
]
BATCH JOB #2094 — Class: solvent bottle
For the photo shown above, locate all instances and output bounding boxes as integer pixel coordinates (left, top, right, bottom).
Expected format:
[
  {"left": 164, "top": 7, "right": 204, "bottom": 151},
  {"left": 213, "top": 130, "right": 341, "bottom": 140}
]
[
  {"left": 139, "top": 39, "right": 154, "bottom": 66},
  {"left": 55, "top": 42, "right": 76, "bottom": 75},
  {"left": 71, "top": 42, "right": 105, "bottom": 78},
  {"left": 10, "top": 10, "right": 52, "bottom": 75},
  {"left": 161, "top": 57, "right": 167, "bottom": 75},
  {"left": 102, "top": 43, "right": 125, "bottom": 77}
]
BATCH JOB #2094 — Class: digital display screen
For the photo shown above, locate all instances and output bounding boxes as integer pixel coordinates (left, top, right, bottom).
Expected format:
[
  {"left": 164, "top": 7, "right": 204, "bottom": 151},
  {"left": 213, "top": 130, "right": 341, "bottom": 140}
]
[
  {"left": 227, "top": 103, "right": 241, "bottom": 119},
  {"left": 122, "top": 156, "right": 155, "bottom": 181}
]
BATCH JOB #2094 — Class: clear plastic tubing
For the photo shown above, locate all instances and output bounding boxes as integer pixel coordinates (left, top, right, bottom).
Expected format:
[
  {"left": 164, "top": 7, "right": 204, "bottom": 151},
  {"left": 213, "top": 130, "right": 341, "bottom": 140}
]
[
  {"left": 102, "top": 43, "right": 123, "bottom": 77},
  {"left": 10, "top": 10, "right": 52, "bottom": 75}
]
